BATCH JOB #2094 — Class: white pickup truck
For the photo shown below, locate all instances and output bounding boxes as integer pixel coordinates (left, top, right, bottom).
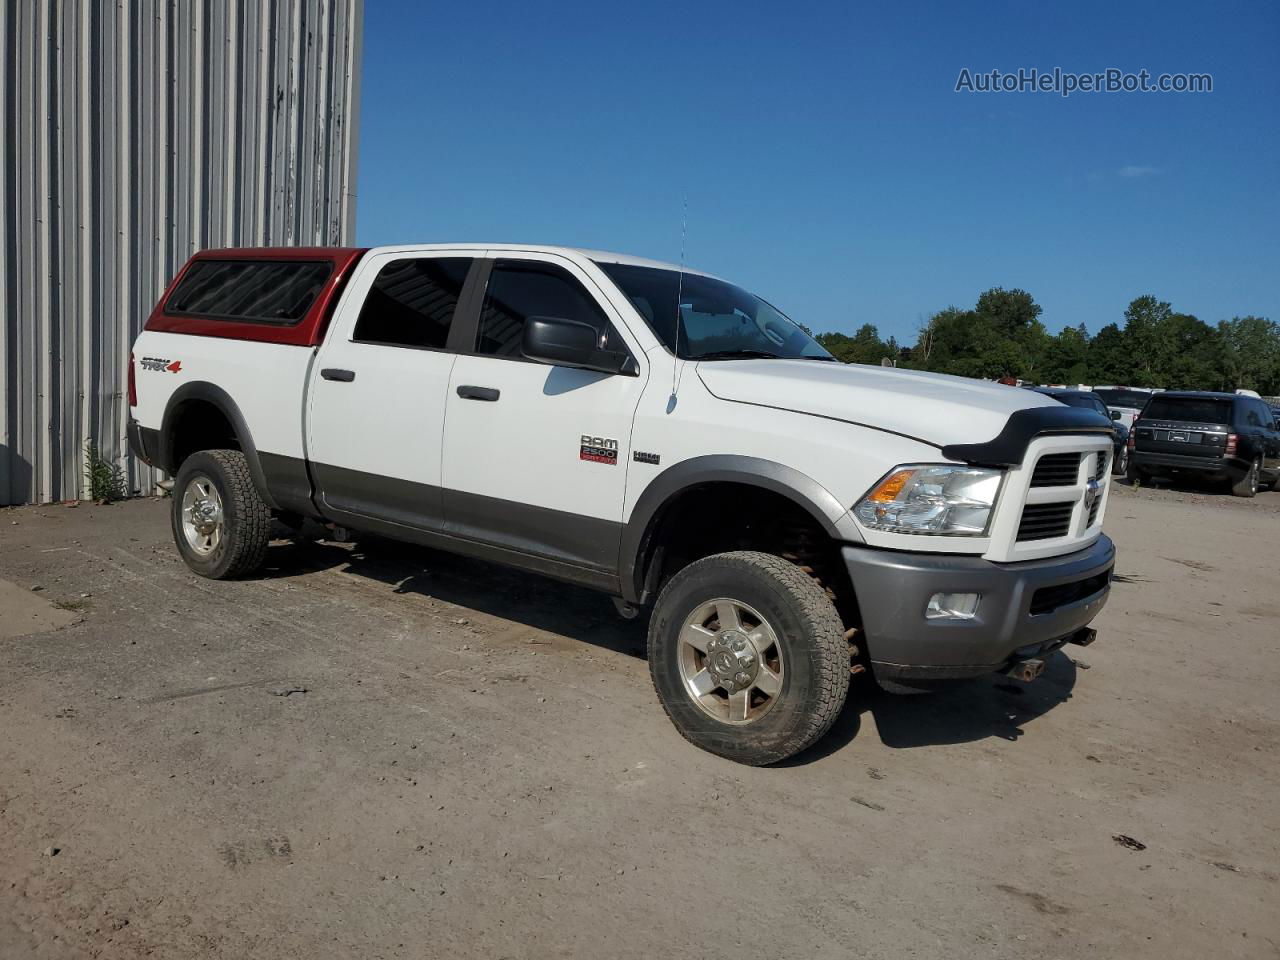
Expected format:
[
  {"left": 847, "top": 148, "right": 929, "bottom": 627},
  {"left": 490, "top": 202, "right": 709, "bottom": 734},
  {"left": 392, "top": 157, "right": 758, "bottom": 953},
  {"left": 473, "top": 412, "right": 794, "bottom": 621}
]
[{"left": 128, "top": 244, "right": 1116, "bottom": 764}]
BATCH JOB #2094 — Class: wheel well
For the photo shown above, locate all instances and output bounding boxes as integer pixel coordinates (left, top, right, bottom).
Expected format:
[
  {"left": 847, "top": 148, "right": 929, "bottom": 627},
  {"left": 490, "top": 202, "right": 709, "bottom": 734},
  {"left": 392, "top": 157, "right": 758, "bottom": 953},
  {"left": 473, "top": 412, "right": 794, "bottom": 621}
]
[
  {"left": 638, "top": 482, "right": 859, "bottom": 626},
  {"left": 166, "top": 400, "right": 240, "bottom": 471}
]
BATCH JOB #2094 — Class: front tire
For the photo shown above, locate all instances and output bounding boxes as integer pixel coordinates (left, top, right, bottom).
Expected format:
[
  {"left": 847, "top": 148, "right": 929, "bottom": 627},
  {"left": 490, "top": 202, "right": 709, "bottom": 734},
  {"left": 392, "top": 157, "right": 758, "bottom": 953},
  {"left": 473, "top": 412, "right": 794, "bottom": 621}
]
[
  {"left": 647, "top": 551, "right": 851, "bottom": 765},
  {"left": 172, "top": 449, "right": 271, "bottom": 579},
  {"left": 1231, "top": 458, "right": 1261, "bottom": 498}
]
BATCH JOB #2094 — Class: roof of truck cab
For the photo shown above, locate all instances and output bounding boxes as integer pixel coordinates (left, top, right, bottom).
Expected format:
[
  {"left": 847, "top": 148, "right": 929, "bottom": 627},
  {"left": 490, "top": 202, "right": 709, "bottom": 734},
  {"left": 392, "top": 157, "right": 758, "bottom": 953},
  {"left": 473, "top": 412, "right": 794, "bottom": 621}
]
[
  {"left": 197, "top": 246, "right": 367, "bottom": 259},
  {"left": 364, "top": 243, "right": 721, "bottom": 278}
]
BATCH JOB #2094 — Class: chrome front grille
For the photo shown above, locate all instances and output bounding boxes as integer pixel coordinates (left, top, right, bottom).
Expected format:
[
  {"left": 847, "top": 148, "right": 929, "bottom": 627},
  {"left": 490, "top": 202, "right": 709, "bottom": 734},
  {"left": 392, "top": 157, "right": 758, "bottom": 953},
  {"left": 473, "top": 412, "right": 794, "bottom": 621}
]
[
  {"left": 1087, "top": 452, "right": 1107, "bottom": 526},
  {"left": 1030, "top": 452, "right": 1081, "bottom": 487},
  {"left": 1016, "top": 502, "right": 1075, "bottom": 541},
  {"left": 983, "top": 435, "right": 1112, "bottom": 563},
  {"left": 1093, "top": 451, "right": 1109, "bottom": 482}
]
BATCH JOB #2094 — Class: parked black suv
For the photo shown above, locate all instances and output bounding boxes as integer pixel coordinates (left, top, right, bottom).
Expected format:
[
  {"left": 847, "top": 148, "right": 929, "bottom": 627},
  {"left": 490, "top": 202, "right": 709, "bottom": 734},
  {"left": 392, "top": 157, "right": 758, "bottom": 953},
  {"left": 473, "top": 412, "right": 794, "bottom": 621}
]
[
  {"left": 1128, "top": 392, "right": 1280, "bottom": 497},
  {"left": 1029, "top": 387, "right": 1130, "bottom": 475}
]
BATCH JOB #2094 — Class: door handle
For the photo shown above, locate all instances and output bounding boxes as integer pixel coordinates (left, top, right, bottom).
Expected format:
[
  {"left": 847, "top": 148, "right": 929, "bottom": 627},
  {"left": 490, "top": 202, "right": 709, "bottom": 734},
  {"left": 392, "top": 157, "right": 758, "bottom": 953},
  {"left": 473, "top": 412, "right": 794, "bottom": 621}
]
[
  {"left": 456, "top": 385, "right": 500, "bottom": 402},
  {"left": 321, "top": 368, "right": 356, "bottom": 382}
]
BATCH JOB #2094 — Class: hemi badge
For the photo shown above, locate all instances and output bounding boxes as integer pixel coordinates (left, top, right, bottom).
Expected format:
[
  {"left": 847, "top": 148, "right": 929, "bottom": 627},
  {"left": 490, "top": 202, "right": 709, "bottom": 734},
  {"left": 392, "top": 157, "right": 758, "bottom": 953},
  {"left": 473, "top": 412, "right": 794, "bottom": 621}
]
[{"left": 633, "top": 451, "right": 660, "bottom": 465}]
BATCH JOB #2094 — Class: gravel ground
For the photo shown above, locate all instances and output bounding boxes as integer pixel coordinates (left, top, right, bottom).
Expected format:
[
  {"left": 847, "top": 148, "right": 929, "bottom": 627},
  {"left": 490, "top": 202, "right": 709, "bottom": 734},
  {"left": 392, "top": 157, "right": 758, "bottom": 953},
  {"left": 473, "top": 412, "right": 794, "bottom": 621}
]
[{"left": 1, "top": 480, "right": 1277, "bottom": 959}]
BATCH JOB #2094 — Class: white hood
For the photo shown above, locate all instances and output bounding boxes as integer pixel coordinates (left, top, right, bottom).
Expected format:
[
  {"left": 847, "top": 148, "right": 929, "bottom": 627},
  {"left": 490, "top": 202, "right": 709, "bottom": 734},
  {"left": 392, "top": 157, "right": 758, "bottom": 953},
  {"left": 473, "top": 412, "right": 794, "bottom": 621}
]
[{"left": 695, "top": 360, "right": 1059, "bottom": 448}]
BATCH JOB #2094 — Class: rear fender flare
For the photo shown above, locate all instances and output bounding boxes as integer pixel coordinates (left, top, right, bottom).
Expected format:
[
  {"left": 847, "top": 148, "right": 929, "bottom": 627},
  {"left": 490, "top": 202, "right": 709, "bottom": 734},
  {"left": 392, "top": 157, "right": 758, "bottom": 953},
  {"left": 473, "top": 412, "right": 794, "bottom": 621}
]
[{"left": 159, "top": 381, "right": 279, "bottom": 510}]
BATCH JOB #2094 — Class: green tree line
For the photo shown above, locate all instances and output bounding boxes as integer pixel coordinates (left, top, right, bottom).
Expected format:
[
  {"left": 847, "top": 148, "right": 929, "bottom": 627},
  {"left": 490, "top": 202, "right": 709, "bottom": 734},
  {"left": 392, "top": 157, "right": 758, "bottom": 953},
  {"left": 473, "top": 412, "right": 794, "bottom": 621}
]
[{"left": 814, "top": 290, "right": 1280, "bottom": 395}]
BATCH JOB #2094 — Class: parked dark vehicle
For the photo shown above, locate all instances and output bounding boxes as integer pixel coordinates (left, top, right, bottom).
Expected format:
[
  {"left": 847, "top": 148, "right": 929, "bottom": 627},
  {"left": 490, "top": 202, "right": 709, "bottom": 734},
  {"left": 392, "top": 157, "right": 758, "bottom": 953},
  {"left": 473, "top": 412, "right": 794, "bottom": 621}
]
[
  {"left": 1093, "top": 386, "right": 1157, "bottom": 431},
  {"left": 1029, "top": 388, "right": 1131, "bottom": 476},
  {"left": 1128, "top": 392, "right": 1280, "bottom": 497}
]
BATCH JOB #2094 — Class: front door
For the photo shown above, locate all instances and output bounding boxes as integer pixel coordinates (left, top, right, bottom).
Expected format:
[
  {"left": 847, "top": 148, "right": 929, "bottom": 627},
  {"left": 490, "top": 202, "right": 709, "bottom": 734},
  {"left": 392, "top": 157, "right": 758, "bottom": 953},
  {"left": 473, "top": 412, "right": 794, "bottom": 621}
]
[
  {"left": 440, "top": 255, "right": 648, "bottom": 575},
  {"left": 307, "top": 252, "right": 477, "bottom": 529}
]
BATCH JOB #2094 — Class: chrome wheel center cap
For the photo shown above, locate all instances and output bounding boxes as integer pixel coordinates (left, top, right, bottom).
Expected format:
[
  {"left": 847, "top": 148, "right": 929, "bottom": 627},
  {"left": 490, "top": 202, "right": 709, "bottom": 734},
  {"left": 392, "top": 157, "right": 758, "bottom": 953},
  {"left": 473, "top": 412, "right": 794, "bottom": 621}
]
[
  {"left": 705, "top": 631, "right": 758, "bottom": 692},
  {"left": 192, "top": 499, "right": 221, "bottom": 533}
]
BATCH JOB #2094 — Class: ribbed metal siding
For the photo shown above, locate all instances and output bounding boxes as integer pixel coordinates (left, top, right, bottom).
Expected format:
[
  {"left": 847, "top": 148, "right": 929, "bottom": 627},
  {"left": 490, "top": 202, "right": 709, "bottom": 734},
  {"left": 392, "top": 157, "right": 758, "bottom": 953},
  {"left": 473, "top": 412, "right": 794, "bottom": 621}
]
[{"left": 0, "top": 0, "right": 363, "bottom": 505}]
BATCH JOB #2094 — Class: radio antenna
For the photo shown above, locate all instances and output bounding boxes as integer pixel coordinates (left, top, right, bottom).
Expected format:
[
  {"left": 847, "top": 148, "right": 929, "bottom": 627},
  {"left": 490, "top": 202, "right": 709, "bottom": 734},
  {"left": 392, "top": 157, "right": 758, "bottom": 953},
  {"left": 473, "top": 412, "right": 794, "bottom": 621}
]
[{"left": 671, "top": 192, "right": 688, "bottom": 400}]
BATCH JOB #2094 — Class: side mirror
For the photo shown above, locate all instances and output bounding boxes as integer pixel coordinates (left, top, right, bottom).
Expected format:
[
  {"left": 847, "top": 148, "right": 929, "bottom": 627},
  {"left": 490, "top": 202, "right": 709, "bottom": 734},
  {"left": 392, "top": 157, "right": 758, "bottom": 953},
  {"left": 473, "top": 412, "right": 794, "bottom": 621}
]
[
  {"left": 1110, "top": 410, "right": 1121, "bottom": 420},
  {"left": 521, "top": 316, "right": 638, "bottom": 376}
]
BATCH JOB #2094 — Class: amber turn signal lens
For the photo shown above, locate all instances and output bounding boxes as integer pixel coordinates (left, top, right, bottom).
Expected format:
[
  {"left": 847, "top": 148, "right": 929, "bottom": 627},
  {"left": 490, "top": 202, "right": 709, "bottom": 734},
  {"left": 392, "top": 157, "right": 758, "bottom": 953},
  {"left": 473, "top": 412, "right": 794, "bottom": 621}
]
[{"left": 866, "top": 469, "right": 914, "bottom": 503}]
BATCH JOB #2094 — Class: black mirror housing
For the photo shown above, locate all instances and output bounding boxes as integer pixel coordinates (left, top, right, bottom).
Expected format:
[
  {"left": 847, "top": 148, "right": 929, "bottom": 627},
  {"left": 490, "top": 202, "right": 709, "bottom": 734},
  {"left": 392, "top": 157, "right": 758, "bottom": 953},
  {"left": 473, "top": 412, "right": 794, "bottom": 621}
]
[
  {"left": 521, "top": 316, "right": 637, "bottom": 376},
  {"left": 1110, "top": 410, "right": 1121, "bottom": 420}
]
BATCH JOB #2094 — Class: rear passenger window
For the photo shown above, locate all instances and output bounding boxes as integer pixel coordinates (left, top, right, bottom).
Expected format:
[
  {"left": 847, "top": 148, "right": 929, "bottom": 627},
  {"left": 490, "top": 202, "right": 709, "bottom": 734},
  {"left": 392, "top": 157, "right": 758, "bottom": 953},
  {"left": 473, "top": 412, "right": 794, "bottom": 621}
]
[
  {"left": 477, "top": 261, "right": 617, "bottom": 358},
  {"left": 353, "top": 257, "right": 473, "bottom": 349},
  {"left": 166, "top": 259, "right": 332, "bottom": 323}
]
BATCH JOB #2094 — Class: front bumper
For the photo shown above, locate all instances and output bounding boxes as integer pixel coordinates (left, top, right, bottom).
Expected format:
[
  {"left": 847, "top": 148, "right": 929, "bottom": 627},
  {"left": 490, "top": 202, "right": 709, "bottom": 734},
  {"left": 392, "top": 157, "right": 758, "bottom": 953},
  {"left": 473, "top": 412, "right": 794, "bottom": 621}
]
[{"left": 843, "top": 534, "right": 1114, "bottom": 681}]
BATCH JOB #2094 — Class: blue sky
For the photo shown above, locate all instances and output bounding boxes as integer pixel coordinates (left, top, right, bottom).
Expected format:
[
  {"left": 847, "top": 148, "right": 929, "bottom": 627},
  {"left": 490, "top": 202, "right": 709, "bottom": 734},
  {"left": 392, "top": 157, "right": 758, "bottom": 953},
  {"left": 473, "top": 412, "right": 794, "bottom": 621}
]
[{"left": 355, "top": 0, "right": 1279, "bottom": 343}]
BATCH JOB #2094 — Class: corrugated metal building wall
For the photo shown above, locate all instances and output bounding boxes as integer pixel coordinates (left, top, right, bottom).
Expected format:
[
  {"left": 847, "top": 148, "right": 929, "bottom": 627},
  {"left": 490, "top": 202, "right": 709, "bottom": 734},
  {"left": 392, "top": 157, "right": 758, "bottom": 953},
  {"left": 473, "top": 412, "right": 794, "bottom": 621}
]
[{"left": 0, "top": 0, "right": 363, "bottom": 505}]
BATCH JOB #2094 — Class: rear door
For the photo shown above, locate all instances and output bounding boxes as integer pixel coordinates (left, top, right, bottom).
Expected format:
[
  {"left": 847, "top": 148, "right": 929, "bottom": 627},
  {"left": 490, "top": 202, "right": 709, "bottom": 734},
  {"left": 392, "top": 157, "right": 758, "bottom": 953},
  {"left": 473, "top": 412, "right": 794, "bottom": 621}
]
[
  {"left": 439, "top": 254, "right": 648, "bottom": 576},
  {"left": 307, "top": 252, "right": 479, "bottom": 529}
]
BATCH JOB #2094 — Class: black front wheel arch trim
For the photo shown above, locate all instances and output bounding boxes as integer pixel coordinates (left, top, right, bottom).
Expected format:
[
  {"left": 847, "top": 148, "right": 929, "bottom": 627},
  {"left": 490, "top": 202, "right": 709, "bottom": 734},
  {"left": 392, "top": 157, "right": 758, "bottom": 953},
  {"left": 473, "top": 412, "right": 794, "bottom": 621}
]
[
  {"left": 618, "top": 455, "right": 863, "bottom": 605},
  {"left": 159, "top": 381, "right": 280, "bottom": 511}
]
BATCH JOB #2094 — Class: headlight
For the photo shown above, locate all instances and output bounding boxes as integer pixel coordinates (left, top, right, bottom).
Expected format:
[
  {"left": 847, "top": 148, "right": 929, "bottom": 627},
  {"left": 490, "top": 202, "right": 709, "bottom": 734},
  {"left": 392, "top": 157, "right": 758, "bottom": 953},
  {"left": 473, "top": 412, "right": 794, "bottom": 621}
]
[{"left": 854, "top": 464, "right": 1002, "bottom": 536}]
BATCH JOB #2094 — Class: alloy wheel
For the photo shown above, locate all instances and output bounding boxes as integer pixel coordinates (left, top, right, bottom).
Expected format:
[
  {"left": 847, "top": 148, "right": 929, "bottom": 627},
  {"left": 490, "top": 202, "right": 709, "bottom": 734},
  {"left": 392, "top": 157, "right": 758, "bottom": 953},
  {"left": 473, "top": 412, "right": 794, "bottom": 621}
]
[
  {"left": 677, "top": 597, "right": 785, "bottom": 724},
  {"left": 181, "top": 474, "right": 224, "bottom": 556}
]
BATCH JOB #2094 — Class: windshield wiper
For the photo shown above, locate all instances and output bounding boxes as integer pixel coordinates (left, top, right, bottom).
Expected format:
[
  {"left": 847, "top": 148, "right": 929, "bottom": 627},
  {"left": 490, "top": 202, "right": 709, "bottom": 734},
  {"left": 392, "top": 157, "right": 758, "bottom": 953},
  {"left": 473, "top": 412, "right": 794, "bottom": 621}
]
[{"left": 690, "top": 349, "right": 785, "bottom": 361}]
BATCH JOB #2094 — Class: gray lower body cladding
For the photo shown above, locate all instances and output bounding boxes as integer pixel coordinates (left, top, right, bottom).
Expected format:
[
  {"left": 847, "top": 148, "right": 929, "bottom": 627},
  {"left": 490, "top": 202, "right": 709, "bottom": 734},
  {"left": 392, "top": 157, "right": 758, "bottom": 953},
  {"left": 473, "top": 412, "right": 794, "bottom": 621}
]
[{"left": 843, "top": 535, "right": 1115, "bottom": 680}]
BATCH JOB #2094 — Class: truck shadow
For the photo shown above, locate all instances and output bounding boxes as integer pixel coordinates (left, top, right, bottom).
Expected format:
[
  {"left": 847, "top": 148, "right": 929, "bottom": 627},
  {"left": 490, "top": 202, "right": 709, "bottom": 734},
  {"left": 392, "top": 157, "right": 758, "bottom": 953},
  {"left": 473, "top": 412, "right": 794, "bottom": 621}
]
[
  {"left": 783, "top": 654, "right": 1079, "bottom": 763},
  {"left": 262, "top": 532, "right": 1080, "bottom": 761},
  {"left": 262, "top": 531, "right": 648, "bottom": 659}
]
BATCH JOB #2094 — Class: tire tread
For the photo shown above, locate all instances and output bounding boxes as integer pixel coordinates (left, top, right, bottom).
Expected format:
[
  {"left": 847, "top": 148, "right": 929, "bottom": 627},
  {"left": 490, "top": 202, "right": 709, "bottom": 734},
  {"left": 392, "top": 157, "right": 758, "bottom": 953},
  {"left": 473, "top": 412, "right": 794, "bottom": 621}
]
[
  {"left": 173, "top": 449, "right": 271, "bottom": 579},
  {"left": 648, "top": 550, "right": 850, "bottom": 765}
]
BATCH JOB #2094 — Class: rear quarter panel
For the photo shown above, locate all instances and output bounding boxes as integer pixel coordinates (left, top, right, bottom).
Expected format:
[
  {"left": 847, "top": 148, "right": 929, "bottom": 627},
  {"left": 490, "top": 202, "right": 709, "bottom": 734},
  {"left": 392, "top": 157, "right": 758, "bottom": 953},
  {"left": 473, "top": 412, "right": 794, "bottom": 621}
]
[{"left": 131, "top": 330, "right": 314, "bottom": 461}]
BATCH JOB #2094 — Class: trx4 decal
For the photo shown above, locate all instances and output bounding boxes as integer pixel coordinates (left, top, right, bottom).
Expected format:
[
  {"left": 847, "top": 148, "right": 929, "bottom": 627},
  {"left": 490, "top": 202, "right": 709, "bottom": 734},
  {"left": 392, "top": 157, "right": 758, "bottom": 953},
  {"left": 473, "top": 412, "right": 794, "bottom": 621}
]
[
  {"left": 580, "top": 435, "right": 618, "bottom": 465},
  {"left": 140, "top": 356, "right": 183, "bottom": 373}
]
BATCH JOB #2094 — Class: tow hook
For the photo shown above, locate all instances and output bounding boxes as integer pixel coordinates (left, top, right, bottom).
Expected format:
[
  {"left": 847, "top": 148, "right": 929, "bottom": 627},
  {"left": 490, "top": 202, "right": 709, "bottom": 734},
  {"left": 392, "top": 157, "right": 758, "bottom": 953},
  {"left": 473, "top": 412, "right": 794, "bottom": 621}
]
[
  {"left": 610, "top": 596, "right": 640, "bottom": 620},
  {"left": 1005, "top": 658, "right": 1046, "bottom": 683}
]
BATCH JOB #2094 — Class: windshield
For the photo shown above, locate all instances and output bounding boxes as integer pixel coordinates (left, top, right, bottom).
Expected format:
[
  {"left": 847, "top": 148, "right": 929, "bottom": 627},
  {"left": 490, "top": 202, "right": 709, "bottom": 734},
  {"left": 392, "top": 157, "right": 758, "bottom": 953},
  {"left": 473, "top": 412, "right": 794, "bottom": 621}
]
[
  {"left": 1093, "top": 389, "right": 1152, "bottom": 410},
  {"left": 597, "top": 262, "right": 833, "bottom": 361}
]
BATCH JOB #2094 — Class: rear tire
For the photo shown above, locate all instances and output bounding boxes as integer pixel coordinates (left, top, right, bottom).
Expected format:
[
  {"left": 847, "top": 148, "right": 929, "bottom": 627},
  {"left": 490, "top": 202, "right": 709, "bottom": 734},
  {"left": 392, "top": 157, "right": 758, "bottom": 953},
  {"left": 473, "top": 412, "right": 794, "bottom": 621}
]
[
  {"left": 1111, "top": 446, "right": 1129, "bottom": 476},
  {"left": 1230, "top": 458, "right": 1261, "bottom": 498},
  {"left": 647, "top": 551, "right": 850, "bottom": 765},
  {"left": 1126, "top": 461, "right": 1148, "bottom": 486},
  {"left": 172, "top": 449, "right": 271, "bottom": 579}
]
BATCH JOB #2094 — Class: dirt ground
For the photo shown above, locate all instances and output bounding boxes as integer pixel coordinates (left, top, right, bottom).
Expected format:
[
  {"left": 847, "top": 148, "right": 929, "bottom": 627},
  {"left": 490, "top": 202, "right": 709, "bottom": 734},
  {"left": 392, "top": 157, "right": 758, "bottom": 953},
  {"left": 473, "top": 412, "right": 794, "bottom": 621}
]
[{"left": 1, "top": 479, "right": 1277, "bottom": 959}]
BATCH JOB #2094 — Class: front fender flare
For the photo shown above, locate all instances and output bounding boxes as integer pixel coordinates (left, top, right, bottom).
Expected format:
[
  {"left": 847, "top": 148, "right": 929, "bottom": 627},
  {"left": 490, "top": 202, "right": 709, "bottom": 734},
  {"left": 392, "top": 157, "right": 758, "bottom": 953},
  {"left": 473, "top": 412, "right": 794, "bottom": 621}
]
[{"left": 618, "top": 454, "right": 862, "bottom": 604}]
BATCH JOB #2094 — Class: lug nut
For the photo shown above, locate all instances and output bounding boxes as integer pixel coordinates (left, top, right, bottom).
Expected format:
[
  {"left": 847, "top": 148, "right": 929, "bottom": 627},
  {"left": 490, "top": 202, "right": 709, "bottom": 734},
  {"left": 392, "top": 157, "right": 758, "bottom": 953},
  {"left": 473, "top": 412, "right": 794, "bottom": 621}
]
[{"left": 734, "top": 671, "right": 750, "bottom": 686}]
